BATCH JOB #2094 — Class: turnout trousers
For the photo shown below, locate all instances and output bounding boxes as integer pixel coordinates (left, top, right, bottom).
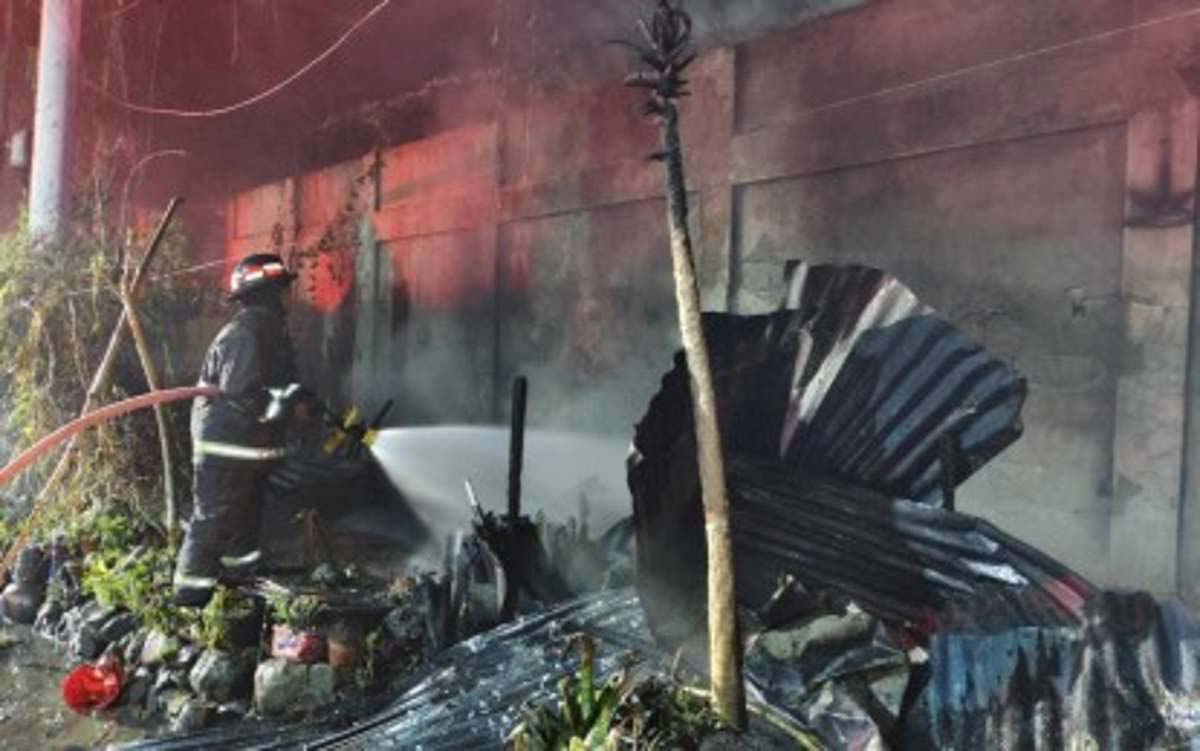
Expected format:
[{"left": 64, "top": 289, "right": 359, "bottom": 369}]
[{"left": 172, "top": 463, "right": 270, "bottom": 605}]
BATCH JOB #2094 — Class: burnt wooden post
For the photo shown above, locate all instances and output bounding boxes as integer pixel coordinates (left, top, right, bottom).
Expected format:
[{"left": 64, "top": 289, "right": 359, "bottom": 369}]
[
  {"left": 507, "top": 376, "right": 528, "bottom": 522},
  {"left": 500, "top": 376, "right": 528, "bottom": 621}
]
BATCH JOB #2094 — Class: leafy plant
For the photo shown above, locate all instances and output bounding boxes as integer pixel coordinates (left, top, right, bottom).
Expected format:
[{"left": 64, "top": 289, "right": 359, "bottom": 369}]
[
  {"left": 198, "top": 586, "right": 257, "bottom": 652},
  {"left": 507, "top": 635, "right": 758, "bottom": 751},
  {"left": 608, "top": 679, "right": 724, "bottom": 751},
  {"left": 355, "top": 626, "right": 384, "bottom": 690},
  {"left": 509, "top": 635, "right": 632, "bottom": 751},
  {"left": 82, "top": 545, "right": 195, "bottom": 635},
  {"left": 268, "top": 592, "right": 325, "bottom": 631},
  {"left": 63, "top": 507, "right": 139, "bottom": 552}
]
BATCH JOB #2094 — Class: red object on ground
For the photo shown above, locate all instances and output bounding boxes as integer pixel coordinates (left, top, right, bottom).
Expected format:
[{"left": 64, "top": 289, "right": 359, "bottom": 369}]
[
  {"left": 62, "top": 659, "right": 124, "bottom": 714},
  {"left": 271, "top": 624, "right": 327, "bottom": 663}
]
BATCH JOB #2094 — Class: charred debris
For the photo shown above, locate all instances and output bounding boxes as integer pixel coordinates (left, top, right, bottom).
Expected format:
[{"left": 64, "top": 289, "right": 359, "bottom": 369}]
[{"left": 0, "top": 260, "right": 1194, "bottom": 750}]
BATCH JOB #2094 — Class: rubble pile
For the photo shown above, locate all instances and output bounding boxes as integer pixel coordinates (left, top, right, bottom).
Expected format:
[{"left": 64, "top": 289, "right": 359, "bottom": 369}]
[
  {"left": 10, "top": 259, "right": 1200, "bottom": 750},
  {"left": 0, "top": 490, "right": 634, "bottom": 748},
  {"left": 0, "top": 530, "right": 446, "bottom": 738}
]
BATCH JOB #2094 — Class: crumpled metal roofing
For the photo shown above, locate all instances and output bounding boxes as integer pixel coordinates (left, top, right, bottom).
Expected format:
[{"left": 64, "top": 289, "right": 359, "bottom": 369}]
[
  {"left": 906, "top": 591, "right": 1200, "bottom": 750},
  {"left": 630, "top": 262, "right": 1089, "bottom": 647},
  {"left": 112, "top": 591, "right": 657, "bottom": 751},
  {"left": 728, "top": 456, "right": 1092, "bottom": 628},
  {"left": 776, "top": 264, "right": 1027, "bottom": 506}
]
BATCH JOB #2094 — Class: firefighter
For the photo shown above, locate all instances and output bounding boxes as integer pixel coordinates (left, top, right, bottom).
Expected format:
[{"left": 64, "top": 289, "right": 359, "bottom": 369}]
[{"left": 173, "top": 253, "right": 303, "bottom": 606}]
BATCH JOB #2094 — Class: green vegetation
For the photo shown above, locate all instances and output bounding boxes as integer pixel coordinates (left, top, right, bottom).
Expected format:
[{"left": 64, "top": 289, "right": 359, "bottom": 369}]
[
  {"left": 0, "top": 201, "right": 214, "bottom": 638},
  {"left": 268, "top": 592, "right": 326, "bottom": 631},
  {"left": 81, "top": 543, "right": 194, "bottom": 634},
  {"left": 355, "top": 626, "right": 385, "bottom": 690},
  {"left": 0, "top": 207, "right": 208, "bottom": 554},
  {"left": 510, "top": 635, "right": 631, "bottom": 750},
  {"left": 198, "top": 586, "right": 257, "bottom": 652},
  {"left": 508, "top": 635, "right": 747, "bottom": 751}
]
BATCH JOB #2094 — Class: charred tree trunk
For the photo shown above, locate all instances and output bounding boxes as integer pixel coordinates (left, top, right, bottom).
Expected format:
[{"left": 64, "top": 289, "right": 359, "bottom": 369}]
[{"left": 623, "top": 0, "right": 745, "bottom": 728}]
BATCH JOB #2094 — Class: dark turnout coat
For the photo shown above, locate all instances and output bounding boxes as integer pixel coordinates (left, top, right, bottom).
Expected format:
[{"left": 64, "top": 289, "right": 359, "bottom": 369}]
[{"left": 190, "top": 305, "right": 298, "bottom": 465}]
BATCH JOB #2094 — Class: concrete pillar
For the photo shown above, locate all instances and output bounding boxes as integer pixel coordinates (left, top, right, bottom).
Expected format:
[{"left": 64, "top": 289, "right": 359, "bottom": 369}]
[
  {"left": 1181, "top": 102, "right": 1200, "bottom": 607},
  {"left": 1112, "top": 101, "right": 1198, "bottom": 596},
  {"left": 29, "top": 0, "right": 81, "bottom": 241}
]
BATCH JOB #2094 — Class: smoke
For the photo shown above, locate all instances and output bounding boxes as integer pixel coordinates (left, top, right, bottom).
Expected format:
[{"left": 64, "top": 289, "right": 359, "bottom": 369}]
[{"left": 368, "top": 425, "right": 632, "bottom": 545}]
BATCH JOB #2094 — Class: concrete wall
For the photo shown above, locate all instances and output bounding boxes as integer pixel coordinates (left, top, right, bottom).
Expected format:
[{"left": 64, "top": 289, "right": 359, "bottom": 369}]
[{"left": 221, "top": 0, "right": 1200, "bottom": 598}]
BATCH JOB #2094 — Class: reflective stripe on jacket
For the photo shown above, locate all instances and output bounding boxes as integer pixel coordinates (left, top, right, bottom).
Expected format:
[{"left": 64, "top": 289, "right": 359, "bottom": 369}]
[{"left": 193, "top": 440, "right": 287, "bottom": 463}]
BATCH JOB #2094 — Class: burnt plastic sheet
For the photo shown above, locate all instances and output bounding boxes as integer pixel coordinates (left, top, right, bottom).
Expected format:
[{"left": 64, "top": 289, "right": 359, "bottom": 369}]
[{"left": 904, "top": 592, "right": 1200, "bottom": 750}]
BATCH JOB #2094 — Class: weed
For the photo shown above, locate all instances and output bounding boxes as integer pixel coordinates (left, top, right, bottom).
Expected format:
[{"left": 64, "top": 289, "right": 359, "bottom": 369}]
[
  {"left": 198, "top": 586, "right": 257, "bottom": 652},
  {"left": 509, "top": 635, "right": 632, "bottom": 751},
  {"left": 268, "top": 592, "right": 325, "bottom": 631},
  {"left": 0, "top": 203, "right": 213, "bottom": 562},
  {"left": 507, "top": 634, "right": 752, "bottom": 751},
  {"left": 355, "top": 626, "right": 384, "bottom": 690},
  {"left": 82, "top": 545, "right": 195, "bottom": 635}
]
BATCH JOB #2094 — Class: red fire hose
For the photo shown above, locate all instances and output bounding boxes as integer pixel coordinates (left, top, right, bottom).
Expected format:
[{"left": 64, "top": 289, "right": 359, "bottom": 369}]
[{"left": 0, "top": 386, "right": 218, "bottom": 489}]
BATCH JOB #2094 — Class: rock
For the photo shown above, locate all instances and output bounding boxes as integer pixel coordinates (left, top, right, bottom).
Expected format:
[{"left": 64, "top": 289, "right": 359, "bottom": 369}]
[
  {"left": 13, "top": 546, "right": 48, "bottom": 588},
  {"left": 81, "top": 601, "right": 116, "bottom": 631},
  {"left": 33, "top": 600, "right": 62, "bottom": 634},
  {"left": 216, "top": 700, "right": 251, "bottom": 723},
  {"left": 149, "top": 668, "right": 190, "bottom": 710},
  {"left": 253, "top": 658, "right": 336, "bottom": 717},
  {"left": 120, "top": 669, "right": 153, "bottom": 708},
  {"left": 140, "top": 630, "right": 180, "bottom": 667},
  {"left": 1, "top": 582, "right": 43, "bottom": 625},
  {"left": 190, "top": 649, "right": 253, "bottom": 703},
  {"left": 98, "top": 612, "right": 138, "bottom": 644},
  {"left": 170, "top": 699, "right": 213, "bottom": 733},
  {"left": 55, "top": 601, "right": 114, "bottom": 657},
  {"left": 173, "top": 644, "right": 201, "bottom": 671},
  {"left": 157, "top": 688, "right": 191, "bottom": 716},
  {"left": 123, "top": 630, "right": 148, "bottom": 666},
  {"left": 306, "top": 664, "right": 335, "bottom": 706},
  {"left": 69, "top": 628, "right": 101, "bottom": 660}
]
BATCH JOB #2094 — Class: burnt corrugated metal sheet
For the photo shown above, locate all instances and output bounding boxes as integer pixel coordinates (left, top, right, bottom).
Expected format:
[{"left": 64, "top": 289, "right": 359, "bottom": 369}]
[
  {"left": 775, "top": 263, "right": 1026, "bottom": 506},
  {"left": 630, "top": 263, "right": 1079, "bottom": 649},
  {"left": 114, "top": 591, "right": 654, "bottom": 751},
  {"left": 728, "top": 456, "right": 1092, "bottom": 629},
  {"left": 906, "top": 592, "right": 1200, "bottom": 750}
]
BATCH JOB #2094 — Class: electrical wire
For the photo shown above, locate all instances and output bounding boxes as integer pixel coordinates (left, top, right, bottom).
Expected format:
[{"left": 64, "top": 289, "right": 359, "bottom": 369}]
[{"left": 90, "top": 0, "right": 392, "bottom": 118}]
